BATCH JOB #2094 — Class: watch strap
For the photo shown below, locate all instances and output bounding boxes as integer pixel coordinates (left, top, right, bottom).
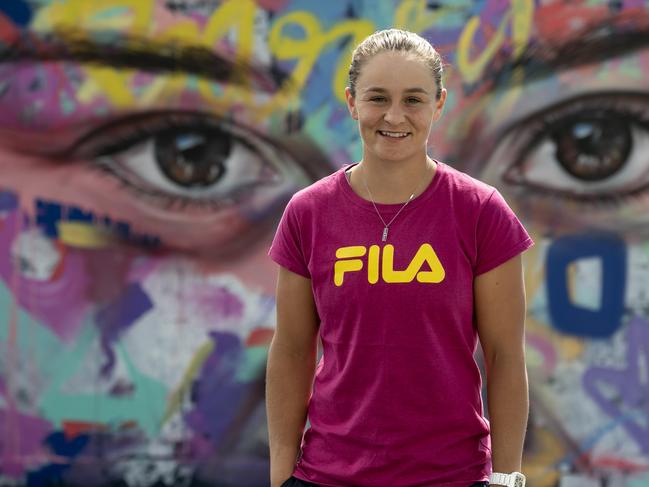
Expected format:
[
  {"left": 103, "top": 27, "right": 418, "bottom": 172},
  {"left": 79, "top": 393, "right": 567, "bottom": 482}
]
[{"left": 490, "top": 472, "right": 526, "bottom": 487}]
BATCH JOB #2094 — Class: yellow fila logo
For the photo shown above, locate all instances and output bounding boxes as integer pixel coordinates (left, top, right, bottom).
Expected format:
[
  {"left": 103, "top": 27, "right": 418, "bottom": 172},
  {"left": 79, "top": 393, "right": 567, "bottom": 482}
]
[{"left": 334, "top": 244, "right": 445, "bottom": 286}]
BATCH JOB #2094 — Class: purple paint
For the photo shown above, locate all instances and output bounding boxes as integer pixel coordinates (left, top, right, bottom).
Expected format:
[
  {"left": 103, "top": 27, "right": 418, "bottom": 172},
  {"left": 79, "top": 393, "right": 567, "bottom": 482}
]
[
  {"left": 0, "top": 190, "right": 18, "bottom": 211},
  {"left": 196, "top": 285, "right": 243, "bottom": 320},
  {"left": 0, "top": 211, "right": 90, "bottom": 342},
  {"left": 0, "top": 409, "right": 53, "bottom": 477},
  {"left": 583, "top": 316, "right": 649, "bottom": 453},
  {"left": 96, "top": 283, "right": 153, "bottom": 376},
  {"left": 184, "top": 332, "right": 250, "bottom": 450}
]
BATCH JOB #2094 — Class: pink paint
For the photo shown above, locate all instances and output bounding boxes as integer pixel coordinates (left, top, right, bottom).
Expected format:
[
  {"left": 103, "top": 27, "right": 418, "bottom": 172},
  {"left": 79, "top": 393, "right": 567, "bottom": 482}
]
[
  {"left": 0, "top": 409, "right": 53, "bottom": 477},
  {"left": 195, "top": 284, "right": 243, "bottom": 321},
  {"left": 526, "top": 333, "right": 558, "bottom": 378},
  {"left": 256, "top": 0, "right": 289, "bottom": 12},
  {"left": 535, "top": 3, "right": 609, "bottom": 44},
  {"left": 0, "top": 211, "right": 89, "bottom": 342},
  {"left": 585, "top": 454, "right": 649, "bottom": 472},
  {"left": 246, "top": 327, "right": 273, "bottom": 346}
]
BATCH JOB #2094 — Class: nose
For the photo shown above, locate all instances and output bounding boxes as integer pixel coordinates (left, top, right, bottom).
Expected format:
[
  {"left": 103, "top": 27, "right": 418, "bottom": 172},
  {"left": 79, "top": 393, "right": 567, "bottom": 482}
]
[{"left": 383, "top": 101, "right": 406, "bottom": 125}]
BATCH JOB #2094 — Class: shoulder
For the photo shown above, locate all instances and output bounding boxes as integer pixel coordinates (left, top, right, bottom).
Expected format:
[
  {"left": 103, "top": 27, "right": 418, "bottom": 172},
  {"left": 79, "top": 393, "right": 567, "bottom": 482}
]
[{"left": 436, "top": 161, "right": 496, "bottom": 209}]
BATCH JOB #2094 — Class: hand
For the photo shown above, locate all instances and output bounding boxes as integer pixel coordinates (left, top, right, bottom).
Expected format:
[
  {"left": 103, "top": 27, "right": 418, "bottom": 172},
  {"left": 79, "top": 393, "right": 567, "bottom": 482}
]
[{"left": 271, "top": 476, "right": 292, "bottom": 487}]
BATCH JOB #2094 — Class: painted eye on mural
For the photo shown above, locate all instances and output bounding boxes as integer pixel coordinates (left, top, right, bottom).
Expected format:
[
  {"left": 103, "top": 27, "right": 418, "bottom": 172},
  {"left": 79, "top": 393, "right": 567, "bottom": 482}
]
[
  {"left": 501, "top": 93, "right": 649, "bottom": 203},
  {"left": 69, "top": 111, "right": 310, "bottom": 213}
]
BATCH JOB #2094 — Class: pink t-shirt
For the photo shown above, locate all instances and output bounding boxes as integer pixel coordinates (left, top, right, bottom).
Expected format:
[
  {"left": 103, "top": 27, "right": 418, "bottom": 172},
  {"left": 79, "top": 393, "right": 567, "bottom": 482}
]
[{"left": 269, "top": 161, "right": 533, "bottom": 487}]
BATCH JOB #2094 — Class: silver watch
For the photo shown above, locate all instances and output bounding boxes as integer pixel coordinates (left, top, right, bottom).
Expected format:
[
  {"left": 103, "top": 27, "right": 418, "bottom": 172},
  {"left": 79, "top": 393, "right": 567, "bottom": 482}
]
[{"left": 489, "top": 471, "right": 526, "bottom": 487}]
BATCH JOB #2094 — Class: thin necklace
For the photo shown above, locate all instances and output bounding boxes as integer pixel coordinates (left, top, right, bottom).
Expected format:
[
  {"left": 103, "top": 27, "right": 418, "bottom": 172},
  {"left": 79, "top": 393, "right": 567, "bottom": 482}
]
[{"left": 357, "top": 161, "right": 431, "bottom": 242}]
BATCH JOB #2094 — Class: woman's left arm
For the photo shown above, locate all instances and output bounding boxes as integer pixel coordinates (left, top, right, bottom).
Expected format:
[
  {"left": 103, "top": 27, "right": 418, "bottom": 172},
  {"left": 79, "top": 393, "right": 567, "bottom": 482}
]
[{"left": 475, "top": 254, "right": 529, "bottom": 481}]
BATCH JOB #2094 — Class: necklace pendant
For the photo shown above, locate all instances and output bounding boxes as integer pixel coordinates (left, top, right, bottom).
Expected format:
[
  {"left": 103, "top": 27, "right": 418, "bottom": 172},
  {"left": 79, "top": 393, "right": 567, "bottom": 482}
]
[{"left": 382, "top": 227, "right": 389, "bottom": 242}]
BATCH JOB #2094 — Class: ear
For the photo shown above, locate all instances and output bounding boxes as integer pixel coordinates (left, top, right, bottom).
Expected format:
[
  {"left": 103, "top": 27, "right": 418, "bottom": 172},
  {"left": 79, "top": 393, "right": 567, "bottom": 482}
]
[
  {"left": 345, "top": 87, "right": 358, "bottom": 120},
  {"left": 432, "top": 88, "right": 447, "bottom": 122}
]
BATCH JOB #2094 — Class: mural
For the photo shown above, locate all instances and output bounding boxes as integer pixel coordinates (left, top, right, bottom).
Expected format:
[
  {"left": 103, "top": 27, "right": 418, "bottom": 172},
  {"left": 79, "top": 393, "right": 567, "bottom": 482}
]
[{"left": 0, "top": 0, "right": 648, "bottom": 485}]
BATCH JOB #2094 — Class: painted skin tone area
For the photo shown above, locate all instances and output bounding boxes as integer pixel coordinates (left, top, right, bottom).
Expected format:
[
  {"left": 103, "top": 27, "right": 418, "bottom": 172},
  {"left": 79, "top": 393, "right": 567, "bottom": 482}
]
[
  {"left": 1, "top": 0, "right": 649, "bottom": 486},
  {"left": 0, "top": 2, "right": 330, "bottom": 486},
  {"left": 432, "top": 5, "right": 649, "bottom": 486}
]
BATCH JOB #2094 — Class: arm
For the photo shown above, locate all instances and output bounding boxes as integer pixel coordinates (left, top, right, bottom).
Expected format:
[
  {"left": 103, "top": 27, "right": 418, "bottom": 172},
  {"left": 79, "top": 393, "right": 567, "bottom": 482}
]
[
  {"left": 266, "top": 266, "right": 319, "bottom": 487},
  {"left": 474, "top": 254, "right": 529, "bottom": 484}
]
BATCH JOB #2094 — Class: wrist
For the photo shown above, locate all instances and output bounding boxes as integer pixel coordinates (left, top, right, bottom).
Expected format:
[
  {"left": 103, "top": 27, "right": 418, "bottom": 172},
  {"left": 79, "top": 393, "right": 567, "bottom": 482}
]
[{"left": 490, "top": 471, "right": 526, "bottom": 487}]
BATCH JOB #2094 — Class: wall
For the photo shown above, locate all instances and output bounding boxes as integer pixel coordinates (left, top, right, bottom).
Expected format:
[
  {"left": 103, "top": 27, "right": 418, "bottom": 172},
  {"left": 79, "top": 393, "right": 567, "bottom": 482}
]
[{"left": 1, "top": 0, "right": 648, "bottom": 486}]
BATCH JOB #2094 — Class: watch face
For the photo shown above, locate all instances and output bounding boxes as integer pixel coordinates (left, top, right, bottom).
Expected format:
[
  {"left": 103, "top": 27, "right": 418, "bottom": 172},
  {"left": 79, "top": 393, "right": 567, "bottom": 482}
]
[{"left": 514, "top": 473, "right": 525, "bottom": 487}]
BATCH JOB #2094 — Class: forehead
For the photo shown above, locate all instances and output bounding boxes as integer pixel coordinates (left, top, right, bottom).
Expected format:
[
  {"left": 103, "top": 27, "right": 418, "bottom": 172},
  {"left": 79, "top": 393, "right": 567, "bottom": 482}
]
[{"left": 357, "top": 51, "right": 435, "bottom": 90}]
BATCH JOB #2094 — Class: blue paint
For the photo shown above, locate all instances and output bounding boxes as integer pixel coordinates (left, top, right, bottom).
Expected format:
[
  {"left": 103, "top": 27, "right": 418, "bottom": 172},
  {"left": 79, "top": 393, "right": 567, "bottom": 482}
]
[
  {"left": 185, "top": 331, "right": 253, "bottom": 446},
  {"left": 26, "top": 432, "right": 89, "bottom": 487},
  {"left": 583, "top": 316, "right": 649, "bottom": 453},
  {"left": 34, "top": 198, "right": 160, "bottom": 248},
  {"left": 67, "top": 206, "right": 94, "bottom": 223},
  {"left": 0, "top": 190, "right": 18, "bottom": 211},
  {"left": 35, "top": 200, "right": 62, "bottom": 238},
  {"left": 546, "top": 232, "right": 625, "bottom": 338},
  {"left": 112, "top": 221, "right": 131, "bottom": 239},
  {"left": 0, "top": 0, "right": 32, "bottom": 26},
  {"left": 96, "top": 283, "right": 154, "bottom": 375}
]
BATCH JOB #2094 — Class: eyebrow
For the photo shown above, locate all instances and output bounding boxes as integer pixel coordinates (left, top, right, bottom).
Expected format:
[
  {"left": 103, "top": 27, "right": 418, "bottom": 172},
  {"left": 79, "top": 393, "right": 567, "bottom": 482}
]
[
  {"left": 363, "top": 87, "right": 430, "bottom": 94},
  {"left": 0, "top": 29, "right": 285, "bottom": 92},
  {"left": 485, "top": 23, "right": 649, "bottom": 92}
]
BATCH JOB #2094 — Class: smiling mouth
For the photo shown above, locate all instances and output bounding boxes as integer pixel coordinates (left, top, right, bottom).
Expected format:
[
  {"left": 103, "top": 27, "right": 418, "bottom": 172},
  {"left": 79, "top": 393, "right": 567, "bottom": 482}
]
[{"left": 378, "top": 130, "right": 410, "bottom": 138}]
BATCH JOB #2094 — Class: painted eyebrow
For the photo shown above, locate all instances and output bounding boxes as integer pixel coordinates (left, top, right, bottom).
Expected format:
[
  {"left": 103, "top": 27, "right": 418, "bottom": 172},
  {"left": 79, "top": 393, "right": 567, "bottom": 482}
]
[
  {"left": 0, "top": 29, "right": 285, "bottom": 92},
  {"left": 486, "top": 23, "right": 649, "bottom": 92}
]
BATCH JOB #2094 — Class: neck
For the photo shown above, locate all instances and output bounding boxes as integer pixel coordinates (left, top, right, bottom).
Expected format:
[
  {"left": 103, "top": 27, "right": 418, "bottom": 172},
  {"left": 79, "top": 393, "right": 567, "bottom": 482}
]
[{"left": 351, "top": 155, "right": 435, "bottom": 204}]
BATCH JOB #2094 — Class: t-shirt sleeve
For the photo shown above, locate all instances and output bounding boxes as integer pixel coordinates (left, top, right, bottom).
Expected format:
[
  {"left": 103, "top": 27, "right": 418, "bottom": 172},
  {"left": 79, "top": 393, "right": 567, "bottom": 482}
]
[
  {"left": 474, "top": 189, "right": 534, "bottom": 276},
  {"left": 268, "top": 197, "right": 311, "bottom": 278}
]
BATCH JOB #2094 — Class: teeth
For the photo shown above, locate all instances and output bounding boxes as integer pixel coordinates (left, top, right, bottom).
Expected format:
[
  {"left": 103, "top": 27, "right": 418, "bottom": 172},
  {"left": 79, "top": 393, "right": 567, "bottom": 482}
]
[{"left": 379, "top": 131, "right": 409, "bottom": 138}]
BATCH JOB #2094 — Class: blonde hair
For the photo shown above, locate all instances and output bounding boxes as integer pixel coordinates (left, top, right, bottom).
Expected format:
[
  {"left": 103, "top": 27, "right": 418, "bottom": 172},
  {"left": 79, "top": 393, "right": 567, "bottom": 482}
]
[{"left": 348, "top": 28, "right": 444, "bottom": 100}]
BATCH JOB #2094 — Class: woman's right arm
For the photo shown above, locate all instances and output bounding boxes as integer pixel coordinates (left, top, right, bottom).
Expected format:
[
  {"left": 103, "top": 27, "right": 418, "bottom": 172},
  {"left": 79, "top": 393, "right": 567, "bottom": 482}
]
[{"left": 266, "top": 266, "right": 320, "bottom": 487}]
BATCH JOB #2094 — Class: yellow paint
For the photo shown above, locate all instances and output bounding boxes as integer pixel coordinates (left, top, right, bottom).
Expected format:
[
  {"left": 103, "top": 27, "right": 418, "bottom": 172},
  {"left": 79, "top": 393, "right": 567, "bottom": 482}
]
[
  {"left": 522, "top": 426, "right": 563, "bottom": 487},
  {"left": 57, "top": 222, "right": 113, "bottom": 248},
  {"left": 35, "top": 0, "right": 534, "bottom": 117},
  {"left": 456, "top": 0, "right": 534, "bottom": 84},
  {"left": 33, "top": 0, "right": 153, "bottom": 33},
  {"left": 526, "top": 317, "right": 585, "bottom": 361},
  {"left": 162, "top": 340, "right": 215, "bottom": 425},
  {"left": 204, "top": 0, "right": 257, "bottom": 107},
  {"left": 81, "top": 67, "right": 136, "bottom": 107},
  {"left": 269, "top": 12, "right": 374, "bottom": 104},
  {"left": 567, "top": 261, "right": 577, "bottom": 304},
  {"left": 522, "top": 229, "right": 543, "bottom": 299},
  {"left": 394, "top": 0, "right": 451, "bottom": 33},
  {"left": 76, "top": 76, "right": 103, "bottom": 104},
  {"left": 492, "top": 66, "right": 525, "bottom": 112}
]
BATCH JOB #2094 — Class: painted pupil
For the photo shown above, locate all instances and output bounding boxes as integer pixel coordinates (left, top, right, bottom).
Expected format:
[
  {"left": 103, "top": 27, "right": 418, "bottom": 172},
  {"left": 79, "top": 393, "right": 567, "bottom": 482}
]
[
  {"left": 552, "top": 113, "right": 631, "bottom": 182},
  {"left": 155, "top": 130, "right": 230, "bottom": 187}
]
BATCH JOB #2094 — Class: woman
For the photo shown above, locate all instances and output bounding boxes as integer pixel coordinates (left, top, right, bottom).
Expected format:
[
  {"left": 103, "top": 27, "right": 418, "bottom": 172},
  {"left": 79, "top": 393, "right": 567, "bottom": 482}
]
[{"left": 266, "top": 29, "right": 533, "bottom": 487}]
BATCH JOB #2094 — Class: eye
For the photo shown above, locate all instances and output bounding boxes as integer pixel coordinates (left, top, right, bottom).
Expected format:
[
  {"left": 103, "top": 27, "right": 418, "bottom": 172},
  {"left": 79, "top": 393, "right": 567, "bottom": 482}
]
[
  {"left": 405, "top": 97, "right": 422, "bottom": 105},
  {"left": 501, "top": 93, "right": 649, "bottom": 204},
  {"left": 369, "top": 96, "right": 387, "bottom": 103},
  {"left": 69, "top": 111, "right": 312, "bottom": 214}
]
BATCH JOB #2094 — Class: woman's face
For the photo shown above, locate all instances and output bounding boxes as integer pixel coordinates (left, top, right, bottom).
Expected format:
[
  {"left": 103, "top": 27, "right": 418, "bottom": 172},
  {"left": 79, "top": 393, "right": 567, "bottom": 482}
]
[{"left": 345, "top": 51, "right": 446, "bottom": 165}]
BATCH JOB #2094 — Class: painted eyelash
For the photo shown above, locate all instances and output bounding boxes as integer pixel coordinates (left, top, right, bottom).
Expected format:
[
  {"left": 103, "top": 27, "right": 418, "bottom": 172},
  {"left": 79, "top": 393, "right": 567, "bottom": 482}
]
[
  {"left": 76, "top": 113, "right": 280, "bottom": 212},
  {"left": 72, "top": 112, "right": 233, "bottom": 159},
  {"left": 505, "top": 93, "right": 649, "bottom": 208},
  {"left": 520, "top": 93, "right": 649, "bottom": 147},
  {"left": 90, "top": 161, "right": 269, "bottom": 212}
]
